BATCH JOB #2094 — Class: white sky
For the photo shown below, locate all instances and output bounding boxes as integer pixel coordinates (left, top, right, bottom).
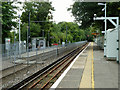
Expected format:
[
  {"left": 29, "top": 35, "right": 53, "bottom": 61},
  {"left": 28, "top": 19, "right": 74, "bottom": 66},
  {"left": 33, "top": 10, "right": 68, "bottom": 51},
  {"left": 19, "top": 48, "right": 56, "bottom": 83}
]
[{"left": 49, "top": 0, "right": 75, "bottom": 23}]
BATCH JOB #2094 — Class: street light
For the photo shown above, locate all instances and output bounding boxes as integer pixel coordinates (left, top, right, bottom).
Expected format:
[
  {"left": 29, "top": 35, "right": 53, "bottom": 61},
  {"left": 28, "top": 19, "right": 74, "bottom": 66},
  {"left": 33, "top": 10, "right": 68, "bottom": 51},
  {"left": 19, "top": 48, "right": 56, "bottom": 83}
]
[
  {"left": 98, "top": 3, "right": 106, "bottom": 18},
  {"left": 94, "top": 3, "right": 119, "bottom": 63},
  {"left": 98, "top": 3, "right": 107, "bottom": 57},
  {"left": 98, "top": 3, "right": 106, "bottom": 5}
]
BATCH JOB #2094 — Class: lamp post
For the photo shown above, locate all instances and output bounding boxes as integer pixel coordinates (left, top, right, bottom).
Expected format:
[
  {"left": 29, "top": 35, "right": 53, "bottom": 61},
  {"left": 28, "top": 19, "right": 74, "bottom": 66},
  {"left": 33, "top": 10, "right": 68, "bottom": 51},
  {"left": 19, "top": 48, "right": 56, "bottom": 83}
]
[
  {"left": 98, "top": 3, "right": 107, "bottom": 57},
  {"left": 18, "top": 15, "right": 21, "bottom": 57}
]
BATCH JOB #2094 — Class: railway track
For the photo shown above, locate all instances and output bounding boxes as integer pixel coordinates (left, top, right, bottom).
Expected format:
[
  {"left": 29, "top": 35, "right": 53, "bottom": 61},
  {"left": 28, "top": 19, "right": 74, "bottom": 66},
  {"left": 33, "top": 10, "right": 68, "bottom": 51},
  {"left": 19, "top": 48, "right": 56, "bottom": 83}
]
[
  {"left": 1, "top": 49, "right": 63, "bottom": 88},
  {"left": 8, "top": 43, "right": 88, "bottom": 90},
  {"left": 1, "top": 54, "right": 62, "bottom": 88}
]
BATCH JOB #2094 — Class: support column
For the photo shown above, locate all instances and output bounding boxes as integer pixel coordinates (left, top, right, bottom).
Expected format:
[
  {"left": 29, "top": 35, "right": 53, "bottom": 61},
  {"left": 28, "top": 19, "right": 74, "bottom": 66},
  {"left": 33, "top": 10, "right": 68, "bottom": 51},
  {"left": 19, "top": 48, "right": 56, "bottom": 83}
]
[{"left": 117, "top": 18, "right": 119, "bottom": 63}]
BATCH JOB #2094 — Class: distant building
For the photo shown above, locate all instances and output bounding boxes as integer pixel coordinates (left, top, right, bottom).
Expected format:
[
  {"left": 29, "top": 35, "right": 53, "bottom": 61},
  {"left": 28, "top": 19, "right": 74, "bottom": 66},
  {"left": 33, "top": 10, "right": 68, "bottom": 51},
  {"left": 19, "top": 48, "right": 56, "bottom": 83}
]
[{"left": 32, "top": 37, "right": 46, "bottom": 50}]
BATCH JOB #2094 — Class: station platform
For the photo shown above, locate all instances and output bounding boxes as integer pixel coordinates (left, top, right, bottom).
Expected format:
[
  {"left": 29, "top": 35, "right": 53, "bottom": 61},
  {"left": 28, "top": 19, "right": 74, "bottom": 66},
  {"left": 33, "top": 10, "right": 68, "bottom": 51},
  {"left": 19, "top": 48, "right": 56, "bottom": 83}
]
[{"left": 50, "top": 42, "right": 118, "bottom": 89}]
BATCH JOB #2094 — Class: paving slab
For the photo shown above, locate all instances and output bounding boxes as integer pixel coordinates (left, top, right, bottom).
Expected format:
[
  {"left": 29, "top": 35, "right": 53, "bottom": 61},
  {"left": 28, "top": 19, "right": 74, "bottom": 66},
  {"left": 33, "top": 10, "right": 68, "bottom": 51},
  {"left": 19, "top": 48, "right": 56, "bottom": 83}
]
[
  {"left": 65, "top": 69, "right": 83, "bottom": 77},
  {"left": 58, "top": 80, "right": 80, "bottom": 88},
  {"left": 93, "top": 43, "right": 118, "bottom": 88}
]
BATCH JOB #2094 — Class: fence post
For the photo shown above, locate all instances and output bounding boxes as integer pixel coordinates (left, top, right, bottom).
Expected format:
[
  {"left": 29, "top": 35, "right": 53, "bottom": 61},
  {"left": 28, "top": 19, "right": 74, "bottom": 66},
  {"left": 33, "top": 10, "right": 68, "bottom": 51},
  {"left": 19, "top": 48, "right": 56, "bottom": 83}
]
[
  {"left": 36, "top": 48, "right": 38, "bottom": 71},
  {"left": 13, "top": 43, "right": 16, "bottom": 84},
  {"left": 27, "top": 47, "right": 29, "bottom": 75}
]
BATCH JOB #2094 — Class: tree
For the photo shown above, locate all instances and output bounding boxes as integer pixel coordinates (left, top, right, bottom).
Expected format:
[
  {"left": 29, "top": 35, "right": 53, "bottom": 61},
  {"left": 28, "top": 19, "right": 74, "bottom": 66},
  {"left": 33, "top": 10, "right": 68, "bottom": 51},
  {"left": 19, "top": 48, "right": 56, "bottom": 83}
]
[
  {"left": 50, "top": 22, "right": 87, "bottom": 44},
  {"left": 50, "top": 23, "right": 65, "bottom": 44},
  {"left": 20, "top": 2, "right": 54, "bottom": 45},
  {"left": 69, "top": 2, "right": 120, "bottom": 29},
  {"left": 21, "top": 2, "right": 54, "bottom": 37},
  {"left": 21, "top": 23, "right": 41, "bottom": 41},
  {"left": 21, "top": 2, "right": 54, "bottom": 23},
  {"left": 0, "top": 2, "right": 2, "bottom": 44},
  {"left": 2, "top": 2, "right": 18, "bottom": 43},
  {"left": 58, "top": 22, "right": 87, "bottom": 42},
  {"left": 68, "top": 2, "right": 100, "bottom": 29},
  {"left": 0, "top": 2, "right": 2, "bottom": 23}
]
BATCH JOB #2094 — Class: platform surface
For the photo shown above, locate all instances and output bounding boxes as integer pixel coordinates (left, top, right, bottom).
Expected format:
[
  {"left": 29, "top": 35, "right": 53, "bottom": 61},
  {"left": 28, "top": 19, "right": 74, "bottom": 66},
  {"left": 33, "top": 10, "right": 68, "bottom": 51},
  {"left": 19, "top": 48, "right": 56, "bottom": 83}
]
[{"left": 51, "top": 42, "right": 118, "bottom": 89}]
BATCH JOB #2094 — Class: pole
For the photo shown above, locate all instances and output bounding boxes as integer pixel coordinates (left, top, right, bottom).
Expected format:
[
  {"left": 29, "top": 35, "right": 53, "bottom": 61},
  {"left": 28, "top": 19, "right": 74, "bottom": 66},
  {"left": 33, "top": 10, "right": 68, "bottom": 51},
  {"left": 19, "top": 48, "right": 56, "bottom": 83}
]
[
  {"left": 43, "top": 30, "right": 44, "bottom": 37},
  {"left": 19, "top": 15, "right": 21, "bottom": 57},
  {"left": 13, "top": 30, "right": 16, "bottom": 82},
  {"left": 14, "top": 31, "right": 15, "bottom": 44},
  {"left": 48, "top": 31, "right": 49, "bottom": 47},
  {"left": 118, "top": 20, "right": 120, "bottom": 64},
  {"left": 27, "top": 12, "right": 30, "bottom": 75},
  {"left": 28, "top": 12, "right": 30, "bottom": 47},
  {"left": 117, "top": 17, "right": 119, "bottom": 63},
  {"left": 104, "top": 3, "right": 107, "bottom": 57},
  {"left": 66, "top": 26, "right": 67, "bottom": 44},
  {"left": 27, "top": 12, "right": 30, "bottom": 52}
]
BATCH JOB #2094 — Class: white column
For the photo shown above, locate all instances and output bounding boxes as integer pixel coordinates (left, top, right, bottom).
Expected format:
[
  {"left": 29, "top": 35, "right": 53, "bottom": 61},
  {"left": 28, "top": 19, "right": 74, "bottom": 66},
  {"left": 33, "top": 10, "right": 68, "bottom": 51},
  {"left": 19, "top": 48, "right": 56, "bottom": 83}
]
[
  {"left": 104, "top": 3, "right": 107, "bottom": 57},
  {"left": 118, "top": 26, "right": 120, "bottom": 62},
  {"left": 117, "top": 17, "right": 119, "bottom": 63}
]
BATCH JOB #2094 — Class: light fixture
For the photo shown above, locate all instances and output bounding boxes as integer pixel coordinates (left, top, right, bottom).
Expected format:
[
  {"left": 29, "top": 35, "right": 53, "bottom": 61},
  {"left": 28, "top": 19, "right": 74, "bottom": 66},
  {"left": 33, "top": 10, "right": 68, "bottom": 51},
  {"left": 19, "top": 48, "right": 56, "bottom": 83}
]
[{"left": 98, "top": 3, "right": 105, "bottom": 6}]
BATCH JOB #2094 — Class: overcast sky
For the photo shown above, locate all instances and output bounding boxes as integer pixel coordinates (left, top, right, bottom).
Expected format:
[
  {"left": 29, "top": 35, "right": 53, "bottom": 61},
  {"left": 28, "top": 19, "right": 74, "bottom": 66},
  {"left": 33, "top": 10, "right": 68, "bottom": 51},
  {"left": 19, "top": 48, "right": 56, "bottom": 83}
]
[{"left": 49, "top": 0, "right": 75, "bottom": 23}]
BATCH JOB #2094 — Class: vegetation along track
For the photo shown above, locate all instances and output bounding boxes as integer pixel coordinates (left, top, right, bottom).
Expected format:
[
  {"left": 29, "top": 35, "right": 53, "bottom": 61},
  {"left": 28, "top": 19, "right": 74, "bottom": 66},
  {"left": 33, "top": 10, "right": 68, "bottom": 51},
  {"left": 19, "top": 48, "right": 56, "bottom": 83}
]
[{"left": 8, "top": 43, "right": 88, "bottom": 90}]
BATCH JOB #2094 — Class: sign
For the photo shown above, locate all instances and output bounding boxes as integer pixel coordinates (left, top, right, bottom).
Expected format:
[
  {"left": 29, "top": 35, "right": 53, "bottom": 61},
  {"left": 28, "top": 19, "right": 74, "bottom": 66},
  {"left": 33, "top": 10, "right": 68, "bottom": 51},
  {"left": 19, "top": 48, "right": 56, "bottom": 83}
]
[
  {"left": 52, "top": 43, "right": 58, "bottom": 46},
  {"left": 91, "top": 33, "right": 99, "bottom": 36},
  {"left": 5, "top": 38, "right": 10, "bottom": 50}
]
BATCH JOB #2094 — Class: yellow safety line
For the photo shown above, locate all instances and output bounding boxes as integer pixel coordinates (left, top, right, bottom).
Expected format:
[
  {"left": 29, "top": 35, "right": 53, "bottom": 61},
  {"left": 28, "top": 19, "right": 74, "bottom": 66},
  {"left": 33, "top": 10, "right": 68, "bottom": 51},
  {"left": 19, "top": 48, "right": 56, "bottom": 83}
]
[
  {"left": 79, "top": 42, "right": 91, "bottom": 88},
  {"left": 92, "top": 42, "right": 94, "bottom": 89},
  {"left": 79, "top": 42, "right": 94, "bottom": 89}
]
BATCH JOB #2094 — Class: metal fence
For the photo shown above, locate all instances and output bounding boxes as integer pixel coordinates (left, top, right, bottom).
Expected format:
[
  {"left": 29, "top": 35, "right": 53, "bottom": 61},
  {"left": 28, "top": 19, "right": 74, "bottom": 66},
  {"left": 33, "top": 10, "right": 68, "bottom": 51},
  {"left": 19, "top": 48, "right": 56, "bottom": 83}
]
[
  {"left": 1, "top": 41, "right": 87, "bottom": 89},
  {"left": 2, "top": 41, "right": 26, "bottom": 60},
  {"left": 94, "top": 36, "right": 104, "bottom": 49}
]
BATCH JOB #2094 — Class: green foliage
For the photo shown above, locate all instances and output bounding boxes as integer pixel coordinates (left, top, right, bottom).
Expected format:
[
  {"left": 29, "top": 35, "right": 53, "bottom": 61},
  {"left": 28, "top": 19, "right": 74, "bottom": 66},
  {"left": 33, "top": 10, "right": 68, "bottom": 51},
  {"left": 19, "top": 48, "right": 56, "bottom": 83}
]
[
  {"left": 69, "top": 2, "right": 100, "bottom": 29},
  {"left": 0, "top": 2, "right": 2, "bottom": 24},
  {"left": 50, "top": 22, "right": 87, "bottom": 44},
  {"left": 21, "top": 23, "right": 41, "bottom": 41},
  {"left": 9, "top": 31, "right": 15, "bottom": 43},
  {"left": 20, "top": 2, "right": 54, "bottom": 43},
  {"left": 50, "top": 23, "right": 65, "bottom": 44},
  {"left": 21, "top": 2, "right": 54, "bottom": 29},
  {"left": 69, "top": 2, "right": 120, "bottom": 30},
  {"left": 2, "top": 2, "right": 18, "bottom": 43}
]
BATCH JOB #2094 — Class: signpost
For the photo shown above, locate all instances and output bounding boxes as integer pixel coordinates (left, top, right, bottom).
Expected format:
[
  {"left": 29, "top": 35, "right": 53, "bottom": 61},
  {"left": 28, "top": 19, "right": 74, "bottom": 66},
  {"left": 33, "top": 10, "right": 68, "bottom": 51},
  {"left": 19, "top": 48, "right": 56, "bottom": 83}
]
[{"left": 5, "top": 38, "right": 10, "bottom": 57}]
